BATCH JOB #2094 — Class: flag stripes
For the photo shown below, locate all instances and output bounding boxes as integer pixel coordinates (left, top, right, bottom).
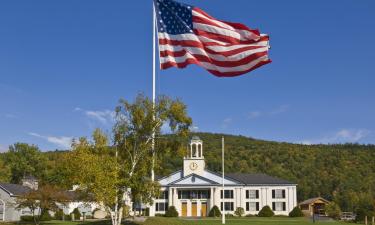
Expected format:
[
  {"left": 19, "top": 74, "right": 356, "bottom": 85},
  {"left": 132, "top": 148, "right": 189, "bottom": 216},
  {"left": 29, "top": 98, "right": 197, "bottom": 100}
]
[{"left": 155, "top": 0, "right": 271, "bottom": 77}]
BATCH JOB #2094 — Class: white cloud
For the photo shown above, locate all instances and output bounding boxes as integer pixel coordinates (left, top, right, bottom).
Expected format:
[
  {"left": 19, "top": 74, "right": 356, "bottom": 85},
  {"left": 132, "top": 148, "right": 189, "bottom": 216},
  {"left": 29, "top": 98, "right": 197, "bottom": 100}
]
[
  {"left": 28, "top": 132, "right": 73, "bottom": 149},
  {"left": 221, "top": 117, "right": 233, "bottom": 129},
  {"left": 85, "top": 110, "right": 115, "bottom": 125},
  {"left": 269, "top": 104, "right": 290, "bottom": 115},
  {"left": 247, "top": 105, "right": 289, "bottom": 120},
  {"left": 247, "top": 111, "right": 262, "bottom": 119},
  {"left": 301, "top": 129, "right": 371, "bottom": 145},
  {"left": 74, "top": 107, "right": 115, "bottom": 125}
]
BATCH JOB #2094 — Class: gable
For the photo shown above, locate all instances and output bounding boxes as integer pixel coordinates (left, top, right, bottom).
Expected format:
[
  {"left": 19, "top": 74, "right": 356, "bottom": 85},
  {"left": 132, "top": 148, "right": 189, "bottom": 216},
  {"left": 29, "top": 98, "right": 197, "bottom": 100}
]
[{"left": 171, "top": 174, "right": 219, "bottom": 185}]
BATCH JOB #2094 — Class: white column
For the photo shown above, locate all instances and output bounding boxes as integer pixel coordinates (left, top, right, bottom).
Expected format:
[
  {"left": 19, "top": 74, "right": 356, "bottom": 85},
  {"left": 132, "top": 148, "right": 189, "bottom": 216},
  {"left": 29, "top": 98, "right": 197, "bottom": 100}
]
[{"left": 210, "top": 187, "right": 214, "bottom": 210}]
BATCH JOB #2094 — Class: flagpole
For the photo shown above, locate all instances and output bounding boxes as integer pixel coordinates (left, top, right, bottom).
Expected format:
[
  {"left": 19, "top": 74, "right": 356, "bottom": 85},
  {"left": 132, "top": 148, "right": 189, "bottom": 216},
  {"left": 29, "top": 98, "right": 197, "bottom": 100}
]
[
  {"left": 151, "top": 1, "right": 156, "bottom": 182},
  {"left": 222, "top": 136, "right": 225, "bottom": 224}
]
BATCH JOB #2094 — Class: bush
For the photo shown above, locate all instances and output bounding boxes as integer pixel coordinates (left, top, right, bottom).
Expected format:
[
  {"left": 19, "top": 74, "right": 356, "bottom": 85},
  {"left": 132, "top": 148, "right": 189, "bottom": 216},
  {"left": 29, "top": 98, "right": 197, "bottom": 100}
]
[
  {"left": 355, "top": 208, "right": 375, "bottom": 222},
  {"left": 289, "top": 206, "right": 304, "bottom": 217},
  {"left": 325, "top": 202, "right": 341, "bottom": 219},
  {"left": 40, "top": 210, "right": 52, "bottom": 221},
  {"left": 155, "top": 213, "right": 166, "bottom": 217},
  {"left": 20, "top": 215, "right": 34, "bottom": 222},
  {"left": 55, "top": 209, "right": 64, "bottom": 220},
  {"left": 208, "top": 205, "right": 222, "bottom": 217},
  {"left": 165, "top": 206, "right": 178, "bottom": 217},
  {"left": 235, "top": 207, "right": 245, "bottom": 217},
  {"left": 258, "top": 205, "right": 274, "bottom": 217},
  {"left": 246, "top": 214, "right": 256, "bottom": 217},
  {"left": 72, "top": 208, "right": 82, "bottom": 220}
]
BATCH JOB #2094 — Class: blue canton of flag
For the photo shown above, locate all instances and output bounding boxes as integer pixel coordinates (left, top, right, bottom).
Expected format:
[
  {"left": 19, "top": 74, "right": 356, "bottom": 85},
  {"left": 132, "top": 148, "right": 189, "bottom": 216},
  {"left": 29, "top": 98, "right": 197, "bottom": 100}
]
[{"left": 155, "top": 0, "right": 193, "bottom": 35}]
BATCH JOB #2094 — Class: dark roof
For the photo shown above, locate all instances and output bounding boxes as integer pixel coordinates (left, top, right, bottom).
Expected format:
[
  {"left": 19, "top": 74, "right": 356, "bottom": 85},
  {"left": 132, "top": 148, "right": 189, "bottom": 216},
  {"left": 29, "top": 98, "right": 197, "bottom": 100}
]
[
  {"left": 299, "top": 197, "right": 330, "bottom": 205},
  {"left": 225, "top": 173, "right": 296, "bottom": 185},
  {"left": 0, "top": 183, "right": 32, "bottom": 196}
]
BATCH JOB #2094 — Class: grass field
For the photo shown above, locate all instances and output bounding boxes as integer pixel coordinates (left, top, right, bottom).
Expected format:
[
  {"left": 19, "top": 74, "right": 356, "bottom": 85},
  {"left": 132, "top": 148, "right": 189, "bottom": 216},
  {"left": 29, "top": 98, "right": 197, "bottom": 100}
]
[{"left": 0, "top": 217, "right": 349, "bottom": 225}]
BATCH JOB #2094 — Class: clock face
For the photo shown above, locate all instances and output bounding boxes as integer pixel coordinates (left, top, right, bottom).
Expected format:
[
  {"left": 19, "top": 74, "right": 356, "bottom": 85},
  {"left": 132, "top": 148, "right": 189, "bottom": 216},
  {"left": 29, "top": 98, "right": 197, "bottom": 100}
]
[{"left": 190, "top": 162, "right": 198, "bottom": 170}]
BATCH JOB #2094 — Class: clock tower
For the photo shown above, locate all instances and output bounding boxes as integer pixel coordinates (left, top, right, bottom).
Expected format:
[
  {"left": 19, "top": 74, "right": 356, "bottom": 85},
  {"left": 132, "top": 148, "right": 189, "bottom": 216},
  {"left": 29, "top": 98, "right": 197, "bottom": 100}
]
[{"left": 183, "top": 136, "right": 205, "bottom": 177}]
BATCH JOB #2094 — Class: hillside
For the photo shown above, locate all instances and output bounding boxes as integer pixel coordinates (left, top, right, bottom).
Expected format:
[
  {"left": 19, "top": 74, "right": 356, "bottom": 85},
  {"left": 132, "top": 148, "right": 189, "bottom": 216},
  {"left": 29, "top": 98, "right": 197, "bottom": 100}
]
[
  {"left": 1, "top": 132, "right": 374, "bottom": 211},
  {"left": 156, "top": 132, "right": 375, "bottom": 211}
]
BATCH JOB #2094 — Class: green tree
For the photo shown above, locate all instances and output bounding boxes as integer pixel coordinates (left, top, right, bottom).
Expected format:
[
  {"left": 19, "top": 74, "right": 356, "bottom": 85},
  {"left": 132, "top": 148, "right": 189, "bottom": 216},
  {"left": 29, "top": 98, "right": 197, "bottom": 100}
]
[
  {"left": 0, "top": 156, "right": 11, "bottom": 182},
  {"left": 5, "top": 143, "right": 47, "bottom": 183},
  {"left": 66, "top": 95, "right": 191, "bottom": 225},
  {"left": 325, "top": 202, "right": 341, "bottom": 219}
]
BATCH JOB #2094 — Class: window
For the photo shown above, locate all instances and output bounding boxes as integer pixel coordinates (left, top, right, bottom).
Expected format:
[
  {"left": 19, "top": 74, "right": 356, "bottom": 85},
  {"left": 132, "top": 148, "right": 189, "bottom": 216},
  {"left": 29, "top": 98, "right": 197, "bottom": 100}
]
[
  {"left": 246, "top": 190, "right": 259, "bottom": 199},
  {"left": 178, "top": 190, "right": 190, "bottom": 199},
  {"left": 272, "top": 202, "right": 286, "bottom": 211},
  {"left": 156, "top": 191, "right": 168, "bottom": 199},
  {"left": 220, "top": 190, "right": 234, "bottom": 199},
  {"left": 220, "top": 202, "right": 234, "bottom": 211},
  {"left": 155, "top": 202, "right": 168, "bottom": 211},
  {"left": 178, "top": 190, "right": 210, "bottom": 199},
  {"left": 246, "top": 202, "right": 259, "bottom": 211},
  {"left": 272, "top": 189, "right": 285, "bottom": 199}
]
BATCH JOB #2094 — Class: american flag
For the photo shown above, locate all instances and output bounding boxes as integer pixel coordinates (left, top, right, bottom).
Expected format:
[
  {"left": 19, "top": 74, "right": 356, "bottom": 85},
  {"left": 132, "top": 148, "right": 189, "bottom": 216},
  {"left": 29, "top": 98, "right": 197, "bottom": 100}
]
[{"left": 154, "top": 0, "right": 271, "bottom": 77}]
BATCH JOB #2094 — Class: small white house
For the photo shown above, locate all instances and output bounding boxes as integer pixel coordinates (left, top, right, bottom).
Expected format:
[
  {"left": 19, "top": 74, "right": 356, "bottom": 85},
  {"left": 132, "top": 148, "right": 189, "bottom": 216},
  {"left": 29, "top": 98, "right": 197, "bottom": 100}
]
[
  {"left": 149, "top": 136, "right": 298, "bottom": 217},
  {"left": 0, "top": 177, "right": 38, "bottom": 221}
]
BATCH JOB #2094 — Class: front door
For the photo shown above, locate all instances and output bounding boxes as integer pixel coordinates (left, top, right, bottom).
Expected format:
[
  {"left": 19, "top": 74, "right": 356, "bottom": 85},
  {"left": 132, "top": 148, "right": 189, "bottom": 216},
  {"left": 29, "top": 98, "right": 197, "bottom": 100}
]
[
  {"left": 201, "top": 202, "right": 207, "bottom": 217},
  {"left": 181, "top": 203, "right": 187, "bottom": 217},
  {"left": 192, "top": 202, "right": 197, "bottom": 217}
]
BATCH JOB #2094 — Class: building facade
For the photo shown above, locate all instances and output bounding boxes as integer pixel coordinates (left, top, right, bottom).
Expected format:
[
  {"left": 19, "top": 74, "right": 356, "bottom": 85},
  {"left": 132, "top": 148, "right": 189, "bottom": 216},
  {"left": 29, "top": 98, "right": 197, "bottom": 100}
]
[{"left": 150, "top": 136, "right": 297, "bottom": 217}]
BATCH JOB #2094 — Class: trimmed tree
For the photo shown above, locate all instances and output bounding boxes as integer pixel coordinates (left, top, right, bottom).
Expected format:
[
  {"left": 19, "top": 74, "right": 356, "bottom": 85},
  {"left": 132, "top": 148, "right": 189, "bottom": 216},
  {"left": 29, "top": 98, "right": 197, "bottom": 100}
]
[
  {"left": 289, "top": 206, "right": 304, "bottom": 217},
  {"left": 208, "top": 205, "right": 222, "bottom": 217},
  {"left": 258, "top": 205, "right": 274, "bottom": 217},
  {"left": 165, "top": 206, "right": 178, "bottom": 217},
  {"left": 235, "top": 207, "right": 245, "bottom": 217}
]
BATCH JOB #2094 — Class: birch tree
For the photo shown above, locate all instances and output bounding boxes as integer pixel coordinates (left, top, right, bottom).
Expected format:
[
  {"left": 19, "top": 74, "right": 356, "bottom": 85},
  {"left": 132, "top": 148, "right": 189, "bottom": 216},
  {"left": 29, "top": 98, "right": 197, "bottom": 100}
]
[{"left": 67, "top": 94, "right": 192, "bottom": 225}]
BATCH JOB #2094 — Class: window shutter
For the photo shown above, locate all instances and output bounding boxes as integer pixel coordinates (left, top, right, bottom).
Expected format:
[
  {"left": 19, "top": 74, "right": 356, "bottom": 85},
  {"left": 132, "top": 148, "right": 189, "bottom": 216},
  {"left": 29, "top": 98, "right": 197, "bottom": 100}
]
[
  {"left": 246, "top": 202, "right": 249, "bottom": 211},
  {"left": 246, "top": 190, "right": 249, "bottom": 199},
  {"left": 256, "top": 190, "right": 259, "bottom": 199},
  {"left": 282, "top": 190, "right": 286, "bottom": 198},
  {"left": 256, "top": 202, "right": 259, "bottom": 211},
  {"left": 272, "top": 202, "right": 275, "bottom": 211},
  {"left": 272, "top": 190, "right": 275, "bottom": 198},
  {"left": 166, "top": 203, "right": 169, "bottom": 211},
  {"left": 283, "top": 202, "right": 286, "bottom": 211},
  {"left": 221, "top": 202, "right": 223, "bottom": 211},
  {"left": 221, "top": 190, "right": 223, "bottom": 199}
]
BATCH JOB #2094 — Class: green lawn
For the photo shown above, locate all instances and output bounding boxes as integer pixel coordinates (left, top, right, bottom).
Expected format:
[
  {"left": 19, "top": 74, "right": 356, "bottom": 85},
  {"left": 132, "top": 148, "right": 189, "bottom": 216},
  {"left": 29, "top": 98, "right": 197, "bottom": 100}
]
[{"left": 0, "top": 217, "right": 349, "bottom": 225}]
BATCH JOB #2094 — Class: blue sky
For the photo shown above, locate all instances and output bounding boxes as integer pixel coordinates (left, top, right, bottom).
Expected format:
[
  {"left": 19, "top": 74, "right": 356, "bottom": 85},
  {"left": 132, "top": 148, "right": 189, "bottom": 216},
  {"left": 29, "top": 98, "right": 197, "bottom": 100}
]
[{"left": 1, "top": 0, "right": 375, "bottom": 151}]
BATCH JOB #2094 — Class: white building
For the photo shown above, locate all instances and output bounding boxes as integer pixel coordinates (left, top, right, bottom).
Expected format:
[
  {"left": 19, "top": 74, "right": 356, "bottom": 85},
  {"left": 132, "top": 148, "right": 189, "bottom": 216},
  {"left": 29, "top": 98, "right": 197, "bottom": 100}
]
[{"left": 150, "top": 136, "right": 297, "bottom": 217}]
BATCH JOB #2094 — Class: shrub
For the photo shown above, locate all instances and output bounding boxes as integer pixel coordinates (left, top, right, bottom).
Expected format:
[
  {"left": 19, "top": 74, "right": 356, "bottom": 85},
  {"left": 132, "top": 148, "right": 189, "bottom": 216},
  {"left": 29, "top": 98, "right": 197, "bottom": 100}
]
[
  {"left": 165, "top": 206, "right": 178, "bottom": 217},
  {"left": 54, "top": 209, "right": 64, "bottom": 220},
  {"left": 325, "top": 202, "right": 341, "bottom": 219},
  {"left": 155, "top": 213, "right": 165, "bottom": 217},
  {"left": 246, "top": 214, "right": 256, "bottom": 217},
  {"left": 40, "top": 210, "right": 52, "bottom": 221},
  {"left": 355, "top": 207, "right": 375, "bottom": 222},
  {"left": 208, "top": 205, "right": 222, "bottom": 217},
  {"left": 289, "top": 206, "right": 304, "bottom": 217},
  {"left": 258, "top": 205, "right": 274, "bottom": 217},
  {"left": 20, "top": 215, "right": 34, "bottom": 222},
  {"left": 72, "top": 208, "right": 81, "bottom": 220},
  {"left": 235, "top": 207, "right": 245, "bottom": 217}
]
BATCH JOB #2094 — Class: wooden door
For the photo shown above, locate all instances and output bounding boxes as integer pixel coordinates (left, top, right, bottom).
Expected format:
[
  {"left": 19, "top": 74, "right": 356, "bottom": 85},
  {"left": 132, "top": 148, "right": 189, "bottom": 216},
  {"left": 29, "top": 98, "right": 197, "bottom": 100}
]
[
  {"left": 201, "top": 202, "right": 207, "bottom": 217},
  {"left": 181, "top": 203, "right": 187, "bottom": 217},
  {"left": 192, "top": 202, "right": 197, "bottom": 217}
]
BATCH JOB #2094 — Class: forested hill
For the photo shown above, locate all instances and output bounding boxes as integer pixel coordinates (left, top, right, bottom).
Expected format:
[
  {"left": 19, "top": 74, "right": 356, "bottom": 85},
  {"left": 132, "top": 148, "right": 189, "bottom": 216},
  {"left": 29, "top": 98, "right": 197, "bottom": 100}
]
[
  {"left": 157, "top": 132, "right": 375, "bottom": 210},
  {"left": 1, "top": 132, "right": 374, "bottom": 211}
]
